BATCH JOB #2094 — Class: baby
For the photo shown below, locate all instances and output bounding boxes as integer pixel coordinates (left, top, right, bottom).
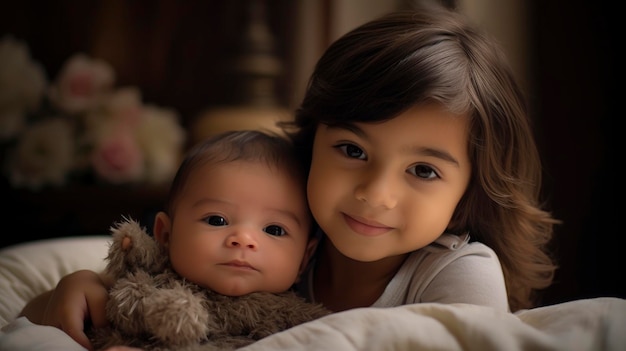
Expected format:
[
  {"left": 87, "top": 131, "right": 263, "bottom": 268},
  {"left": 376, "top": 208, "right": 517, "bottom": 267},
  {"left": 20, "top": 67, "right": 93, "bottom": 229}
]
[{"left": 90, "top": 130, "right": 330, "bottom": 351}]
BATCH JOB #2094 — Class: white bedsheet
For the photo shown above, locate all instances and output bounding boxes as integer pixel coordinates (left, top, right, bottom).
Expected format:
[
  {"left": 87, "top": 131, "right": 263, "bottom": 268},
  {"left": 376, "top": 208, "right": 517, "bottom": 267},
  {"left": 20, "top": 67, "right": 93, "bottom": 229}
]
[{"left": 241, "top": 297, "right": 626, "bottom": 351}]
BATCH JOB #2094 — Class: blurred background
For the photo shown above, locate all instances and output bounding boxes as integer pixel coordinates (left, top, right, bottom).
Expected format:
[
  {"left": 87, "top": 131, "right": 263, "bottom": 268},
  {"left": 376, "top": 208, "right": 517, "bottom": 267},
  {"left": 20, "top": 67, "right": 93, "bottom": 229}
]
[{"left": 0, "top": 0, "right": 621, "bottom": 307}]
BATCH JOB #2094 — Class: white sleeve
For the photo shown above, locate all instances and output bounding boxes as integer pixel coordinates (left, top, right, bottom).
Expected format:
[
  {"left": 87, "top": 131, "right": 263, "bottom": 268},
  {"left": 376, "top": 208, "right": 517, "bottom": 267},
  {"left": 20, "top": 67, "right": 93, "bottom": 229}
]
[{"left": 418, "top": 245, "right": 509, "bottom": 312}]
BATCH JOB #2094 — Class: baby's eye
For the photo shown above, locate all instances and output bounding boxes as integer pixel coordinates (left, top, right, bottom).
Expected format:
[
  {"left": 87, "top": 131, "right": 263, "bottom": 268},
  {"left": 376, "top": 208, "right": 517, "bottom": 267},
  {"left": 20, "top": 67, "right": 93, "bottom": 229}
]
[
  {"left": 264, "top": 225, "right": 287, "bottom": 237},
  {"left": 205, "top": 215, "right": 228, "bottom": 226},
  {"left": 408, "top": 164, "right": 439, "bottom": 180},
  {"left": 337, "top": 143, "right": 366, "bottom": 160}
]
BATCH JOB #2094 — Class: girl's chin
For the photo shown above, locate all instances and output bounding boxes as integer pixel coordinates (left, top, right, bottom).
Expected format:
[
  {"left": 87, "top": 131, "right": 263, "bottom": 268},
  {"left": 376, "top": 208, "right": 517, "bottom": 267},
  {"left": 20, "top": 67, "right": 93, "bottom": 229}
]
[{"left": 330, "top": 240, "right": 391, "bottom": 263}]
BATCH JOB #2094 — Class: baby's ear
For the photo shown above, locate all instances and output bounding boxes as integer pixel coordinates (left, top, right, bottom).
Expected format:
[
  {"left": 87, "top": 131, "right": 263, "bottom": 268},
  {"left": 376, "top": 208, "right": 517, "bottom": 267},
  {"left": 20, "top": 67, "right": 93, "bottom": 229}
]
[
  {"left": 153, "top": 211, "right": 172, "bottom": 248},
  {"left": 299, "top": 237, "right": 319, "bottom": 275}
]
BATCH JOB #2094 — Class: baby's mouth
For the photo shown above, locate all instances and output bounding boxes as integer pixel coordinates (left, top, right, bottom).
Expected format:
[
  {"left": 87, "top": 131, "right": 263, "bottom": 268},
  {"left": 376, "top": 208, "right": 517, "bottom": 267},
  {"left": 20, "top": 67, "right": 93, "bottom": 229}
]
[{"left": 222, "top": 260, "right": 257, "bottom": 271}]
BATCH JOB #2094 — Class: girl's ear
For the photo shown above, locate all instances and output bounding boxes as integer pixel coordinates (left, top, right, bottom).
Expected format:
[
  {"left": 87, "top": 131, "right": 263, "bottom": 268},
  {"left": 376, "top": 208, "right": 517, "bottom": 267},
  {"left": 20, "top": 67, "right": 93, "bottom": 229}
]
[
  {"left": 153, "top": 211, "right": 172, "bottom": 248},
  {"left": 298, "top": 237, "right": 319, "bottom": 276}
]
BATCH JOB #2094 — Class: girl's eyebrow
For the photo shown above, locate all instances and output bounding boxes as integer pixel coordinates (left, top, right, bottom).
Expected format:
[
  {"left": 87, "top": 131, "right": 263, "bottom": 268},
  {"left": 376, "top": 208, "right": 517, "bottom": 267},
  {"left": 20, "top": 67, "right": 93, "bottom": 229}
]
[
  {"left": 327, "top": 123, "right": 364, "bottom": 136},
  {"left": 327, "top": 124, "right": 461, "bottom": 167},
  {"left": 411, "top": 146, "right": 460, "bottom": 167}
]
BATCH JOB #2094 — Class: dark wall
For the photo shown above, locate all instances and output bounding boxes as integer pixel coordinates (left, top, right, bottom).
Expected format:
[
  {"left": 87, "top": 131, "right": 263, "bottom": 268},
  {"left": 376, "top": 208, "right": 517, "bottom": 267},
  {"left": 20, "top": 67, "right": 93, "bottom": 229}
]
[{"left": 530, "top": 1, "right": 623, "bottom": 305}]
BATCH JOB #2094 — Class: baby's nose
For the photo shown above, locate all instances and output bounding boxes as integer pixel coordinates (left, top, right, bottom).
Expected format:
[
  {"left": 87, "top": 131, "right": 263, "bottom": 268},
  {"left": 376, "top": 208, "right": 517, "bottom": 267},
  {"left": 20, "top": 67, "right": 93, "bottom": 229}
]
[{"left": 226, "top": 227, "right": 258, "bottom": 250}]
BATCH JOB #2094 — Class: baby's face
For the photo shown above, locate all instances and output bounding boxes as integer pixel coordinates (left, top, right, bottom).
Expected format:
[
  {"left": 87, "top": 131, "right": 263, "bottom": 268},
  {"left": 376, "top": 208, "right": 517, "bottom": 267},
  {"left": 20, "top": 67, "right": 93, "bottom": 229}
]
[
  {"left": 165, "top": 160, "right": 311, "bottom": 296},
  {"left": 307, "top": 103, "right": 472, "bottom": 262}
]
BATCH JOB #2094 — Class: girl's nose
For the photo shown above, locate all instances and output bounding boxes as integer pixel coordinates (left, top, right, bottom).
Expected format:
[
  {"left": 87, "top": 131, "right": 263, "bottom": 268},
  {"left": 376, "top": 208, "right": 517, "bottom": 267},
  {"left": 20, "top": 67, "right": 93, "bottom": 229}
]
[
  {"left": 225, "top": 227, "right": 259, "bottom": 250},
  {"left": 354, "top": 168, "right": 398, "bottom": 209}
]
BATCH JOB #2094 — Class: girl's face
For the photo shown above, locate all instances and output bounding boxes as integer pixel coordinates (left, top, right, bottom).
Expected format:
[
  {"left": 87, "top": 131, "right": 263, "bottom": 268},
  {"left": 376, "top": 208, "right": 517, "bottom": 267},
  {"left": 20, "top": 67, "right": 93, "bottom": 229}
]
[
  {"left": 155, "top": 160, "right": 313, "bottom": 296},
  {"left": 308, "top": 103, "right": 471, "bottom": 262}
]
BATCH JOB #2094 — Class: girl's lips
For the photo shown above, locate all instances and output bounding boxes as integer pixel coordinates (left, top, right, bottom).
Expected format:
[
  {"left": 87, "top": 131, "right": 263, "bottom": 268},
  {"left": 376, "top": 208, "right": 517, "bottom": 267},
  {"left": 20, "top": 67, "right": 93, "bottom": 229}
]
[{"left": 342, "top": 213, "right": 392, "bottom": 237}]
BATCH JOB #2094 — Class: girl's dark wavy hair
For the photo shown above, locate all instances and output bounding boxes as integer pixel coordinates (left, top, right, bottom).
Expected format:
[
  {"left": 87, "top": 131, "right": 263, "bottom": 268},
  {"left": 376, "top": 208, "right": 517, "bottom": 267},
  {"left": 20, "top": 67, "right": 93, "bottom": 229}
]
[{"left": 279, "top": 4, "right": 559, "bottom": 312}]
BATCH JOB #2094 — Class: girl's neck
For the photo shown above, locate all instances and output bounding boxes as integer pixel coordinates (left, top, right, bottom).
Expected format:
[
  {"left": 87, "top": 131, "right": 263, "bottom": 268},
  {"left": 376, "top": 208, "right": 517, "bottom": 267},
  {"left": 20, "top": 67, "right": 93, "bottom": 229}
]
[{"left": 313, "top": 239, "right": 408, "bottom": 312}]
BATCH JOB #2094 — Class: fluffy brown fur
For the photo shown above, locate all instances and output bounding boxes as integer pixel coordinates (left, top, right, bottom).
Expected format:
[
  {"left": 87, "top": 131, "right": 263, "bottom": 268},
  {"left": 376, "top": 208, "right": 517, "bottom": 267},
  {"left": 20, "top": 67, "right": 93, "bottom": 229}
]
[{"left": 89, "top": 218, "right": 330, "bottom": 351}]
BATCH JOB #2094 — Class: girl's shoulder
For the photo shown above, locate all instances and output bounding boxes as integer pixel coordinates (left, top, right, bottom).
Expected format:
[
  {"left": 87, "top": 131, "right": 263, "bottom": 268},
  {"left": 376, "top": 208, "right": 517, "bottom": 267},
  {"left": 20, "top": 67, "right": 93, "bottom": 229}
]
[
  {"left": 409, "top": 232, "right": 501, "bottom": 274},
  {"left": 375, "top": 233, "right": 508, "bottom": 310}
]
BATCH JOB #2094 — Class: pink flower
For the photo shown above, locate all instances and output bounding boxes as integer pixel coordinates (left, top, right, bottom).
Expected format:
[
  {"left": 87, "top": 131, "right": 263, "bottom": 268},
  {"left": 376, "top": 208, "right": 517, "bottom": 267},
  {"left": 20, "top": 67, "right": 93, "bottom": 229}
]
[
  {"left": 48, "top": 54, "right": 114, "bottom": 114},
  {"left": 91, "top": 128, "right": 144, "bottom": 184}
]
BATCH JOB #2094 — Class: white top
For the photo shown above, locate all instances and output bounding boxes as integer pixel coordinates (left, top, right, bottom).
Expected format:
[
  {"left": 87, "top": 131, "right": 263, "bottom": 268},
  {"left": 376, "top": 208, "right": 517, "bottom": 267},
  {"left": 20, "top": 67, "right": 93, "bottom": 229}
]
[{"left": 297, "top": 232, "right": 509, "bottom": 312}]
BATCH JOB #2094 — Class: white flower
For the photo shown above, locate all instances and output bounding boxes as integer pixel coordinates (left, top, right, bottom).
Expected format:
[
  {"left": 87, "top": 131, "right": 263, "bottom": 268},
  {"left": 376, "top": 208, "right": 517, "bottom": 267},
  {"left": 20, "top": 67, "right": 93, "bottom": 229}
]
[
  {"left": 82, "top": 87, "right": 143, "bottom": 141},
  {"left": 0, "top": 106, "right": 29, "bottom": 142},
  {"left": 4, "top": 118, "right": 74, "bottom": 190},
  {"left": 48, "top": 53, "right": 114, "bottom": 114},
  {"left": 0, "top": 35, "right": 47, "bottom": 141},
  {"left": 136, "top": 105, "right": 186, "bottom": 184},
  {"left": 106, "top": 86, "right": 142, "bottom": 116}
]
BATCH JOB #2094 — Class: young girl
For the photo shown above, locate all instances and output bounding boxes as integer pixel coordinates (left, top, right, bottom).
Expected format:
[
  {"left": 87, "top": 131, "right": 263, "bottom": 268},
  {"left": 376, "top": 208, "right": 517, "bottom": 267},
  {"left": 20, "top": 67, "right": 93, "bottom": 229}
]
[
  {"left": 284, "top": 3, "right": 558, "bottom": 314},
  {"left": 20, "top": 3, "right": 558, "bottom": 350}
]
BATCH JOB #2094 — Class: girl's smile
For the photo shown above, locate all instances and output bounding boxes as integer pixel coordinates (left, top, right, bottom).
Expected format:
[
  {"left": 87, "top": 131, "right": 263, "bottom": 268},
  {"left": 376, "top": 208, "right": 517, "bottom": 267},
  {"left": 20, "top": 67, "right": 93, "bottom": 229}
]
[{"left": 342, "top": 213, "right": 393, "bottom": 237}]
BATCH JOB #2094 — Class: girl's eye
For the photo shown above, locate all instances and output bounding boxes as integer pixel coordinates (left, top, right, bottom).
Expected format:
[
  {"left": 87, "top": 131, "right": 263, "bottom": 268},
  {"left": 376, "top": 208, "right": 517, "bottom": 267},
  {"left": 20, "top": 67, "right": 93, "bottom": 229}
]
[
  {"left": 205, "top": 215, "right": 228, "bottom": 226},
  {"left": 337, "top": 143, "right": 366, "bottom": 160},
  {"left": 408, "top": 164, "right": 439, "bottom": 180},
  {"left": 264, "top": 225, "right": 287, "bottom": 237}
]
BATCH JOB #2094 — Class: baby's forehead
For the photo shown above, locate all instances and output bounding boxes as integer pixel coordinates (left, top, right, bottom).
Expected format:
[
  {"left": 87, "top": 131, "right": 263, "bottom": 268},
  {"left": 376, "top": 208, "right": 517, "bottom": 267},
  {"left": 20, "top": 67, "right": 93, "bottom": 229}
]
[
  {"left": 184, "top": 159, "right": 310, "bottom": 214},
  {"left": 186, "top": 159, "right": 306, "bottom": 199},
  {"left": 196, "top": 158, "right": 302, "bottom": 180}
]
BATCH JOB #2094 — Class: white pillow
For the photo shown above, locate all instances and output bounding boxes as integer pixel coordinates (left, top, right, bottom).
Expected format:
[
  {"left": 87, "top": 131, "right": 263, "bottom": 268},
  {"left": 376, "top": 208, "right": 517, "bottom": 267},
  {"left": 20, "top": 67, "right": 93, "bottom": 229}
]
[{"left": 0, "top": 236, "right": 111, "bottom": 327}]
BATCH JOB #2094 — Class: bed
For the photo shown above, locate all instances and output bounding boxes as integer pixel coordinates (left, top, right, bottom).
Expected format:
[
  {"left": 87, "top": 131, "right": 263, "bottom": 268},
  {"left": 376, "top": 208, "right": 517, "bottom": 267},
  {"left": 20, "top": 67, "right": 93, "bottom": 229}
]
[{"left": 1, "top": 236, "right": 625, "bottom": 351}]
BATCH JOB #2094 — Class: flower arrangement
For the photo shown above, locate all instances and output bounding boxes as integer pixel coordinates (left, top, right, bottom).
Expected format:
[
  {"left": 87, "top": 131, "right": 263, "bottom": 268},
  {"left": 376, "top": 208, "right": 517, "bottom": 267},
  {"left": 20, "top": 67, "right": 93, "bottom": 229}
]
[{"left": 0, "top": 35, "right": 186, "bottom": 191}]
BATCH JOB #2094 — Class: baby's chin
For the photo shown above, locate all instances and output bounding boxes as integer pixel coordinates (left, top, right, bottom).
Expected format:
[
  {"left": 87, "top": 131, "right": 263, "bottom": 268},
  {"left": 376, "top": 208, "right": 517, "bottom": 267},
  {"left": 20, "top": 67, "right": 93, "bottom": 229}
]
[
  {"left": 207, "top": 282, "right": 289, "bottom": 297},
  {"left": 204, "top": 281, "right": 260, "bottom": 296},
  {"left": 214, "top": 287, "right": 255, "bottom": 296}
]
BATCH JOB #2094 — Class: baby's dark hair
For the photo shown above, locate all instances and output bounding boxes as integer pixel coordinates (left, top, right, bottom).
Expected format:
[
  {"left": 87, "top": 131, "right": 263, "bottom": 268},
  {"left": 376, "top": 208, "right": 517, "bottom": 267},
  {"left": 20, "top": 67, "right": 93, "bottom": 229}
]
[
  {"left": 280, "top": 4, "right": 559, "bottom": 311},
  {"left": 166, "top": 130, "right": 308, "bottom": 222}
]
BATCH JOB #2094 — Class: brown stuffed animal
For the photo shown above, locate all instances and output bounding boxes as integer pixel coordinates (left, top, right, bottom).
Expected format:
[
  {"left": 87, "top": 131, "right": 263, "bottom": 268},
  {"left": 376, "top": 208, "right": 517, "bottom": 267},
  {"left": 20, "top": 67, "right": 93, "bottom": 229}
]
[{"left": 89, "top": 217, "right": 331, "bottom": 351}]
